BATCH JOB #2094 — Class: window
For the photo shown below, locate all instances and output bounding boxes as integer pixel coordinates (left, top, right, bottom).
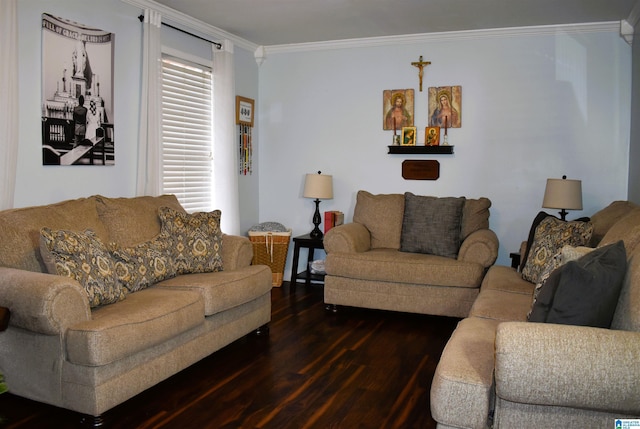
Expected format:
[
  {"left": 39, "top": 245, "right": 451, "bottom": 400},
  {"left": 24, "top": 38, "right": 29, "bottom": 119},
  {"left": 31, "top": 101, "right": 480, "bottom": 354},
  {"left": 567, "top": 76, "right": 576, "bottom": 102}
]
[{"left": 161, "top": 55, "right": 213, "bottom": 212}]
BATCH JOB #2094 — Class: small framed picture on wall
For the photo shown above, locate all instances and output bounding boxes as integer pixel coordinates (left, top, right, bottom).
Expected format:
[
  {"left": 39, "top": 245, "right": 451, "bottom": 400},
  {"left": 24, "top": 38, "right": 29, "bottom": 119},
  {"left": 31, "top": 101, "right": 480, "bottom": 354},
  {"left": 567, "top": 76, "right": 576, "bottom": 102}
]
[
  {"left": 236, "top": 96, "right": 254, "bottom": 126},
  {"left": 401, "top": 127, "right": 417, "bottom": 146}
]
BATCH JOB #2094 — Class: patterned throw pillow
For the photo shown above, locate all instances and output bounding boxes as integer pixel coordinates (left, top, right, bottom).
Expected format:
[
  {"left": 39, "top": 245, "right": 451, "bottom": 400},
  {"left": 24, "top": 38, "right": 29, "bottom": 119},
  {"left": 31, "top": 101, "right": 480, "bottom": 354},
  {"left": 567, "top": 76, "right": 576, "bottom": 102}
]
[
  {"left": 521, "top": 216, "right": 593, "bottom": 284},
  {"left": 111, "top": 234, "right": 177, "bottom": 293},
  {"left": 40, "top": 228, "right": 126, "bottom": 308},
  {"left": 159, "top": 207, "right": 224, "bottom": 275}
]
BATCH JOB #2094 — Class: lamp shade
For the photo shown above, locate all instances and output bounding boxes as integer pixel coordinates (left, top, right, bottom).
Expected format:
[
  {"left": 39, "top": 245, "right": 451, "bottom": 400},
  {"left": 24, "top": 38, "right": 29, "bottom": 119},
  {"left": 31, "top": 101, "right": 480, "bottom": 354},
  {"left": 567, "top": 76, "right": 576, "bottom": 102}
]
[
  {"left": 303, "top": 172, "right": 333, "bottom": 199},
  {"left": 542, "top": 177, "right": 583, "bottom": 210}
]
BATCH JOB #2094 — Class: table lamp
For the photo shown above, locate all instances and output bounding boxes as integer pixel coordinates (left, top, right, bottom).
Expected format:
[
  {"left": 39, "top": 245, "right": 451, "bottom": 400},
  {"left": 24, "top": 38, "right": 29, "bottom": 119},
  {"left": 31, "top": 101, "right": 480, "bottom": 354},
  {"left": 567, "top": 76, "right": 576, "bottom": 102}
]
[
  {"left": 542, "top": 175, "right": 583, "bottom": 221},
  {"left": 303, "top": 171, "right": 333, "bottom": 238}
]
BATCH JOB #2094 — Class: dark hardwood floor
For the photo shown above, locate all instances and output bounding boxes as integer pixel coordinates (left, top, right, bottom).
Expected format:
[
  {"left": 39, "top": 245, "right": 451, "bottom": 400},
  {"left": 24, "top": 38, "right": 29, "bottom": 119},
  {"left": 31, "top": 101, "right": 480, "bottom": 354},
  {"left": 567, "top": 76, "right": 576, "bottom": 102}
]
[{"left": 0, "top": 282, "right": 459, "bottom": 429}]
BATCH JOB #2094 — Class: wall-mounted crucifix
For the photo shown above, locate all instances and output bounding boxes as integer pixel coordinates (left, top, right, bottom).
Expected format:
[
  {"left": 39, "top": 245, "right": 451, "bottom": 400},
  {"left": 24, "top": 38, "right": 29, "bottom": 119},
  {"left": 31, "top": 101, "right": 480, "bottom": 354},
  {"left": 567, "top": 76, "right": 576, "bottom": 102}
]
[{"left": 411, "top": 55, "right": 431, "bottom": 92}]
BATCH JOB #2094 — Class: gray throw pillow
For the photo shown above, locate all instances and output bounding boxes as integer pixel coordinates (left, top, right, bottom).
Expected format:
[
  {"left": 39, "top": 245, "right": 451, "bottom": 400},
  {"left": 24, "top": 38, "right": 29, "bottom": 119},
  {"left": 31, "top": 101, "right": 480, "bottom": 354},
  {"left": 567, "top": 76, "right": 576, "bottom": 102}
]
[
  {"left": 528, "top": 240, "right": 627, "bottom": 328},
  {"left": 400, "top": 193, "right": 465, "bottom": 258}
]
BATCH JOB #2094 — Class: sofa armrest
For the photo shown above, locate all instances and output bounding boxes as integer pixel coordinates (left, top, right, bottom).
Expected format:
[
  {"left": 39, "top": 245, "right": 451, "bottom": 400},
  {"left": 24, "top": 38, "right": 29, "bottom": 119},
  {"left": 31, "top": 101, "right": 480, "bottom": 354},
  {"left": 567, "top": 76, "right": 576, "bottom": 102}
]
[
  {"left": 457, "top": 229, "right": 499, "bottom": 267},
  {"left": 222, "top": 234, "right": 253, "bottom": 270},
  {"left": 495, "top": 322, "right": 640, "bottom": 415},
  {"left": 324, "top": 223, "right": 371, "bottom": 254},
  {"left": 0, "top": 267, "right": 90, "bottom": 335}
]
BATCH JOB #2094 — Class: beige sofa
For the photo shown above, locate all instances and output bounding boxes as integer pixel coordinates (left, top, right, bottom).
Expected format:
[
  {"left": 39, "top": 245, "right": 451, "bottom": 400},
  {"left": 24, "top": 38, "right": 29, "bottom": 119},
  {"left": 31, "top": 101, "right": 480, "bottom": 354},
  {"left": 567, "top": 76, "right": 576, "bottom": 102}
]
[
  {"left": 324, "top": 191, "right": 499, "bottom": 318},
  {"left": 431, "top": 201, "right": 640, "bottom": 428},
  {"left": 0, "top": 194, "right": 272, "bottom": 422}
]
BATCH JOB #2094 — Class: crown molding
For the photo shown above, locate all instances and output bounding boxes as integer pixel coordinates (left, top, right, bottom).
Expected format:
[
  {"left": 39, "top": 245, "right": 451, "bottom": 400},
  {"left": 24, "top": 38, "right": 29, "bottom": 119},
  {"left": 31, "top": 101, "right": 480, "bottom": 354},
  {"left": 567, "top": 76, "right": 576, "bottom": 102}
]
[
  {"left": 120, "top": 0, "right": 259, "bottom": 52},
  {"left": 264, "top": 22, "right": 621, "bottom": 56},
  {"left": 627, "top": 0, "right": 640, "bottom": 27}
]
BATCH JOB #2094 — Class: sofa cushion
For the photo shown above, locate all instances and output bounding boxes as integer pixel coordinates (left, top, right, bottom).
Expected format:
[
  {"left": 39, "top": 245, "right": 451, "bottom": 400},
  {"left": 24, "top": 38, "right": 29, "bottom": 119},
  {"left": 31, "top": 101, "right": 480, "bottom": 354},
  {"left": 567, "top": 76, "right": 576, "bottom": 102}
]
[
  {"left": 400, "top": 193, "right": 465, "bottom": 258},
  {"left": 521, "top": 216, "right": 593, "bottom": 284},
  {"left": 353, "top": 191, "right": 405, "bottom": 249},
  {"left": 611, "top": 244, "right": 640, "bottom": 332},
  {"left": 470, "top": 289, "right": 534, "bottom": 322},
  {"left": 598, "top": 208, "right": 640, "bottom": 255},
  {"left": 159, "top": 207, "right": 224, "bottom": 275},
  {"left": 95, "top": 194, "right": 186, "bottom": 247},
  {"left": 326, "top": 248, "right": 485, "bottom": 287},
  {"left": 0, "top": 197, "right": 107, "bottom": 273},
  {"left": 39, "top": 228, "right": 126, "bottom": 308},
  {"left": 461, "top": 197, "right": 491, "bottom": 240},
  {"left": 528, "top": 241, "right": 627, "bottom": 328},
  {"left": 480, "top": 265, "right": 536, "bottom": 295},
  {"left": 65, "top": 287, "right": 204, "bottom": 366},
  {"left": 589, "top": 201, "right": 638, "bottom": 246},
  {"left": 111, "top": 234, "right": 177, "bottom": 293},
  {"left": 155, "top": 265, "right": 273, "bottom": 316}
]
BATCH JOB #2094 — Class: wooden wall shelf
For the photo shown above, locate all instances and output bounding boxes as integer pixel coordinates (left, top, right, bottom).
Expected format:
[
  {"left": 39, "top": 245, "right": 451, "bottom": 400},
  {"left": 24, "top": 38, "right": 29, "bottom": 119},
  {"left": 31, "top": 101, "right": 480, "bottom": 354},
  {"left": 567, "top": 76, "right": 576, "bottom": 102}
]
[{"left": 388, "top": 145, "right": 454, "bottom": 155}]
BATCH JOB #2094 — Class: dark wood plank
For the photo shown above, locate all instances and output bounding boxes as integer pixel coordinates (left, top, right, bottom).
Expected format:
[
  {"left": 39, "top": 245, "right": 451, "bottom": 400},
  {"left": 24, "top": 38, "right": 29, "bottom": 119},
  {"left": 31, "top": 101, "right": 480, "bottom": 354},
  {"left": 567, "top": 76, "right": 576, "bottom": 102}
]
[{"left": 0, "top": 282, "right": 459, "bottom": 428}]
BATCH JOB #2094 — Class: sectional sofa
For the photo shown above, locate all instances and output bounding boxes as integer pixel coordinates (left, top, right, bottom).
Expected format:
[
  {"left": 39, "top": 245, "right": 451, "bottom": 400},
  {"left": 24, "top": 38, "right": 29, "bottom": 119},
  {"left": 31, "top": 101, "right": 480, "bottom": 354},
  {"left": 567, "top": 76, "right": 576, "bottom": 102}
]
[{"left": 431, "top": 201, "right": 640, "bottom": 428}]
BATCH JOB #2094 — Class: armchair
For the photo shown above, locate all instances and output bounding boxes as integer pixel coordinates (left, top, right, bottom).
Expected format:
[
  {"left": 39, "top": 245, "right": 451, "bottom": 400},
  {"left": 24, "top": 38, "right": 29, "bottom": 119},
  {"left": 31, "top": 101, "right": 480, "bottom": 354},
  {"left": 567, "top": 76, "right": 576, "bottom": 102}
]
[{"left": 323, "top": 191, "right": 498, "bottom": 318}]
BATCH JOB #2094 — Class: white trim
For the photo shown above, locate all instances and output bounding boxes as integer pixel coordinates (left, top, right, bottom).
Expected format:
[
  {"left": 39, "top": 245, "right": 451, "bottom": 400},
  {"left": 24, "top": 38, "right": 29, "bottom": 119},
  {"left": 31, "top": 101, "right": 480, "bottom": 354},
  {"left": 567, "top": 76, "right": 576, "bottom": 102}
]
[
  {"left": 621, "top": 20, "right": 634, "bottom": 45},
  {"left": 121, "top": 0, "right": 258, "bottom": 52},
  {"left": 626, "top": 0, "right": 640, "bottom": 27},
  {"left": 264, "top": 21, "right": 622, "bottom": 55},
  {"left": 121, "top": 1, "right": 625, "bottom": 59}
]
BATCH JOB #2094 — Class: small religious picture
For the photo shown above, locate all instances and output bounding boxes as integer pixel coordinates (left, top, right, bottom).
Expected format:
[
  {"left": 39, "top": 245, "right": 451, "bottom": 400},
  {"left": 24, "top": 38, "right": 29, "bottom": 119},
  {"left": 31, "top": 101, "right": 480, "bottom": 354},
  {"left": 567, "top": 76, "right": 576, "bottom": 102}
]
[
  {"left": 425, "top": 126, "right": 440, "bottom": 146},
  {"left": 383, "top": 89, "right": 414, "bottom": 131},
  {"left": 41, "top": 14, "right": 115, "bottom": 166},
  {"left": 401, "top": 127, "right": 417, "bottom": 146},
  {"left": 428, "top": 86, "right": 461, "bottom": 129}
]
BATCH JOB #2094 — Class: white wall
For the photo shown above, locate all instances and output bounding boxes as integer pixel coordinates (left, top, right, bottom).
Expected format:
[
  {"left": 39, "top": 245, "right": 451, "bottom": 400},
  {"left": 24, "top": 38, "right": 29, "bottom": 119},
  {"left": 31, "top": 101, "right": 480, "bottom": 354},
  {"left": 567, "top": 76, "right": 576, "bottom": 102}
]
[
  {"left": 14, "top": 0, "right": 261, "bottom": 232},
  {"left": 16, "top": 0, "right": 142, "bottom": 206},
  {"left": 258, "top": 27, "right": 632, "bottom": 274}
]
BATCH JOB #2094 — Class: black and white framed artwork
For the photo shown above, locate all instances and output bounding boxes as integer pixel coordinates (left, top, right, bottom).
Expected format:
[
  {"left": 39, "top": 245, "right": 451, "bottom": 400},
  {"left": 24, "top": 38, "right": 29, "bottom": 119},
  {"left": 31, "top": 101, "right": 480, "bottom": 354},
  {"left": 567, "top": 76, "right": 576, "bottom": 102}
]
[{"left": 41, "top": 14, "right": 115, "bottom": 166}]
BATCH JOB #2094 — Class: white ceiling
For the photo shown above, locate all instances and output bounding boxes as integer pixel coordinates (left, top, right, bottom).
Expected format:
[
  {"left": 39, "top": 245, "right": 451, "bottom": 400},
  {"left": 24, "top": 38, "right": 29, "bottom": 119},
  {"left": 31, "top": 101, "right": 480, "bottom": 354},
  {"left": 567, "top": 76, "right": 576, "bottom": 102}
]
[{"left": 152, "top": 0, "right": 639, "bottom": 46}]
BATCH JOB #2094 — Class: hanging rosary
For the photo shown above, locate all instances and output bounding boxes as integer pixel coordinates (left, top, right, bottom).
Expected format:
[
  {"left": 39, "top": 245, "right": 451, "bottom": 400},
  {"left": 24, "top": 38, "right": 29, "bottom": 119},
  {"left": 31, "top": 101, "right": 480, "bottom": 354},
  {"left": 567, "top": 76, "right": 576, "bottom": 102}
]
[
  {"left": 236, "top": 96, "right": 255, "bottom": 175},
  {"left": 239, "top": 124, "right": 252, "bottom": 175}
]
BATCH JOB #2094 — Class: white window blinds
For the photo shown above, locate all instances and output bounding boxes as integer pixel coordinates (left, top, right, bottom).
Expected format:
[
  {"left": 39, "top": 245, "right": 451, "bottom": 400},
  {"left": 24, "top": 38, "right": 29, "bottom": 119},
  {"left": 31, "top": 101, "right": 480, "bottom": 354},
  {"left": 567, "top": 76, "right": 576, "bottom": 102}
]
[{"left": 161, "top": 56, "right": 213, "bottom": 213}]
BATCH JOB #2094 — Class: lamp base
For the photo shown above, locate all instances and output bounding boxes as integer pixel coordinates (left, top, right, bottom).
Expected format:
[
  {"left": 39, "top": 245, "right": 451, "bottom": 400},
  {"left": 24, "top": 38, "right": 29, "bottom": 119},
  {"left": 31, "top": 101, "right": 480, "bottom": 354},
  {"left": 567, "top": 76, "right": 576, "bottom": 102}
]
[
  {"left": 309, "top": 227, "right": 323, "bottom": 239},
  {"left": 558, "top": 209, "right": 568, "bottom": 221},
  {"left": 309, "top": 198, "right": 323, "bottom": 239}
]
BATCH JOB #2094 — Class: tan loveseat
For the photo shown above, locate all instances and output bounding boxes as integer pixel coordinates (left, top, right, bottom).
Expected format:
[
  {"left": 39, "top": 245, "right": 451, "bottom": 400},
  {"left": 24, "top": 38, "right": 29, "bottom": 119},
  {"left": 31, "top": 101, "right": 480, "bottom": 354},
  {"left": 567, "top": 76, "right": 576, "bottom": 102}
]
[
  {"left": 0, "top": 195, "right": 272, "bottom": 421},
  {"left": 431, "top": 201, "right": 640, "bottom": 428},
  {"left": 324, "top": 191, "right": 499, "bottom": 318}
]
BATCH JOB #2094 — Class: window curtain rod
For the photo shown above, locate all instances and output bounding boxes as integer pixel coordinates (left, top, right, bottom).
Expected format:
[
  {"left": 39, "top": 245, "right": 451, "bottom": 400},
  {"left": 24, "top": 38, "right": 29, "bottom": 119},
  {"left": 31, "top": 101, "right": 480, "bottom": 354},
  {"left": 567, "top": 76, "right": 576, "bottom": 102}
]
[{"left": 138, "top": 14, "right": 222, "bottom": 50}]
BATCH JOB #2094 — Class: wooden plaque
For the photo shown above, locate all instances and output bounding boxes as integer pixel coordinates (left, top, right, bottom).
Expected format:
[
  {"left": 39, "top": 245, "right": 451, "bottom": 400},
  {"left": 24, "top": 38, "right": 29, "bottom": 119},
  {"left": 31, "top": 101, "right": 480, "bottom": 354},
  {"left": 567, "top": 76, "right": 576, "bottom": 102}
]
[{"left": 402, "top": 160, "right": 440, "bottom": 180}]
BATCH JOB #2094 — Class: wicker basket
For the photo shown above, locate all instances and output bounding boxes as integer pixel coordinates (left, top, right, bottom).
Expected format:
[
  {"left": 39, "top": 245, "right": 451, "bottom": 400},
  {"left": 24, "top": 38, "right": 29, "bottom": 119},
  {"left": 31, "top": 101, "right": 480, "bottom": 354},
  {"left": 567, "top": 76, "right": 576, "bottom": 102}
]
[{"left": 248, "top": 230, "right": 291, "bottom": 287}]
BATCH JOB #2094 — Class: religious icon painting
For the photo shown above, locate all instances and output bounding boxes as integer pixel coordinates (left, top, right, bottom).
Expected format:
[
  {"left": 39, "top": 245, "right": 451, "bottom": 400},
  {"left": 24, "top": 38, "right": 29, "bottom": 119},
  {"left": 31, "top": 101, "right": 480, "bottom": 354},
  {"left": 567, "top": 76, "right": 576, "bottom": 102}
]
[
  {"left": 41, "top": 14, "right": 115, "bottom": 166},
  {"left": 428, "top": 86, "right": 462, "bottom": 129},
  {"left": 425, "top": 127, "right": 440, "bottom": 146},
  {"left": 401, "top": 127, "right": 417, "bottom": 146},
  {"left": 383, "top": 89, "right": 414, "bottom": 131}
]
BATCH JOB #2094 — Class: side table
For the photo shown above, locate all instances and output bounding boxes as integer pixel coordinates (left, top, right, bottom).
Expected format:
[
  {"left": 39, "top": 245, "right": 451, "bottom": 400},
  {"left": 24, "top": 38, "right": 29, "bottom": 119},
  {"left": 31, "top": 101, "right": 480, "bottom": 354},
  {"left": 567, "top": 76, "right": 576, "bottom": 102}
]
[
  {"left": 510, "top": 252, "right": 521, "bottom": 270},
  {"left": 290, "top": 234, "right": 325, "bottom": 287}
]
